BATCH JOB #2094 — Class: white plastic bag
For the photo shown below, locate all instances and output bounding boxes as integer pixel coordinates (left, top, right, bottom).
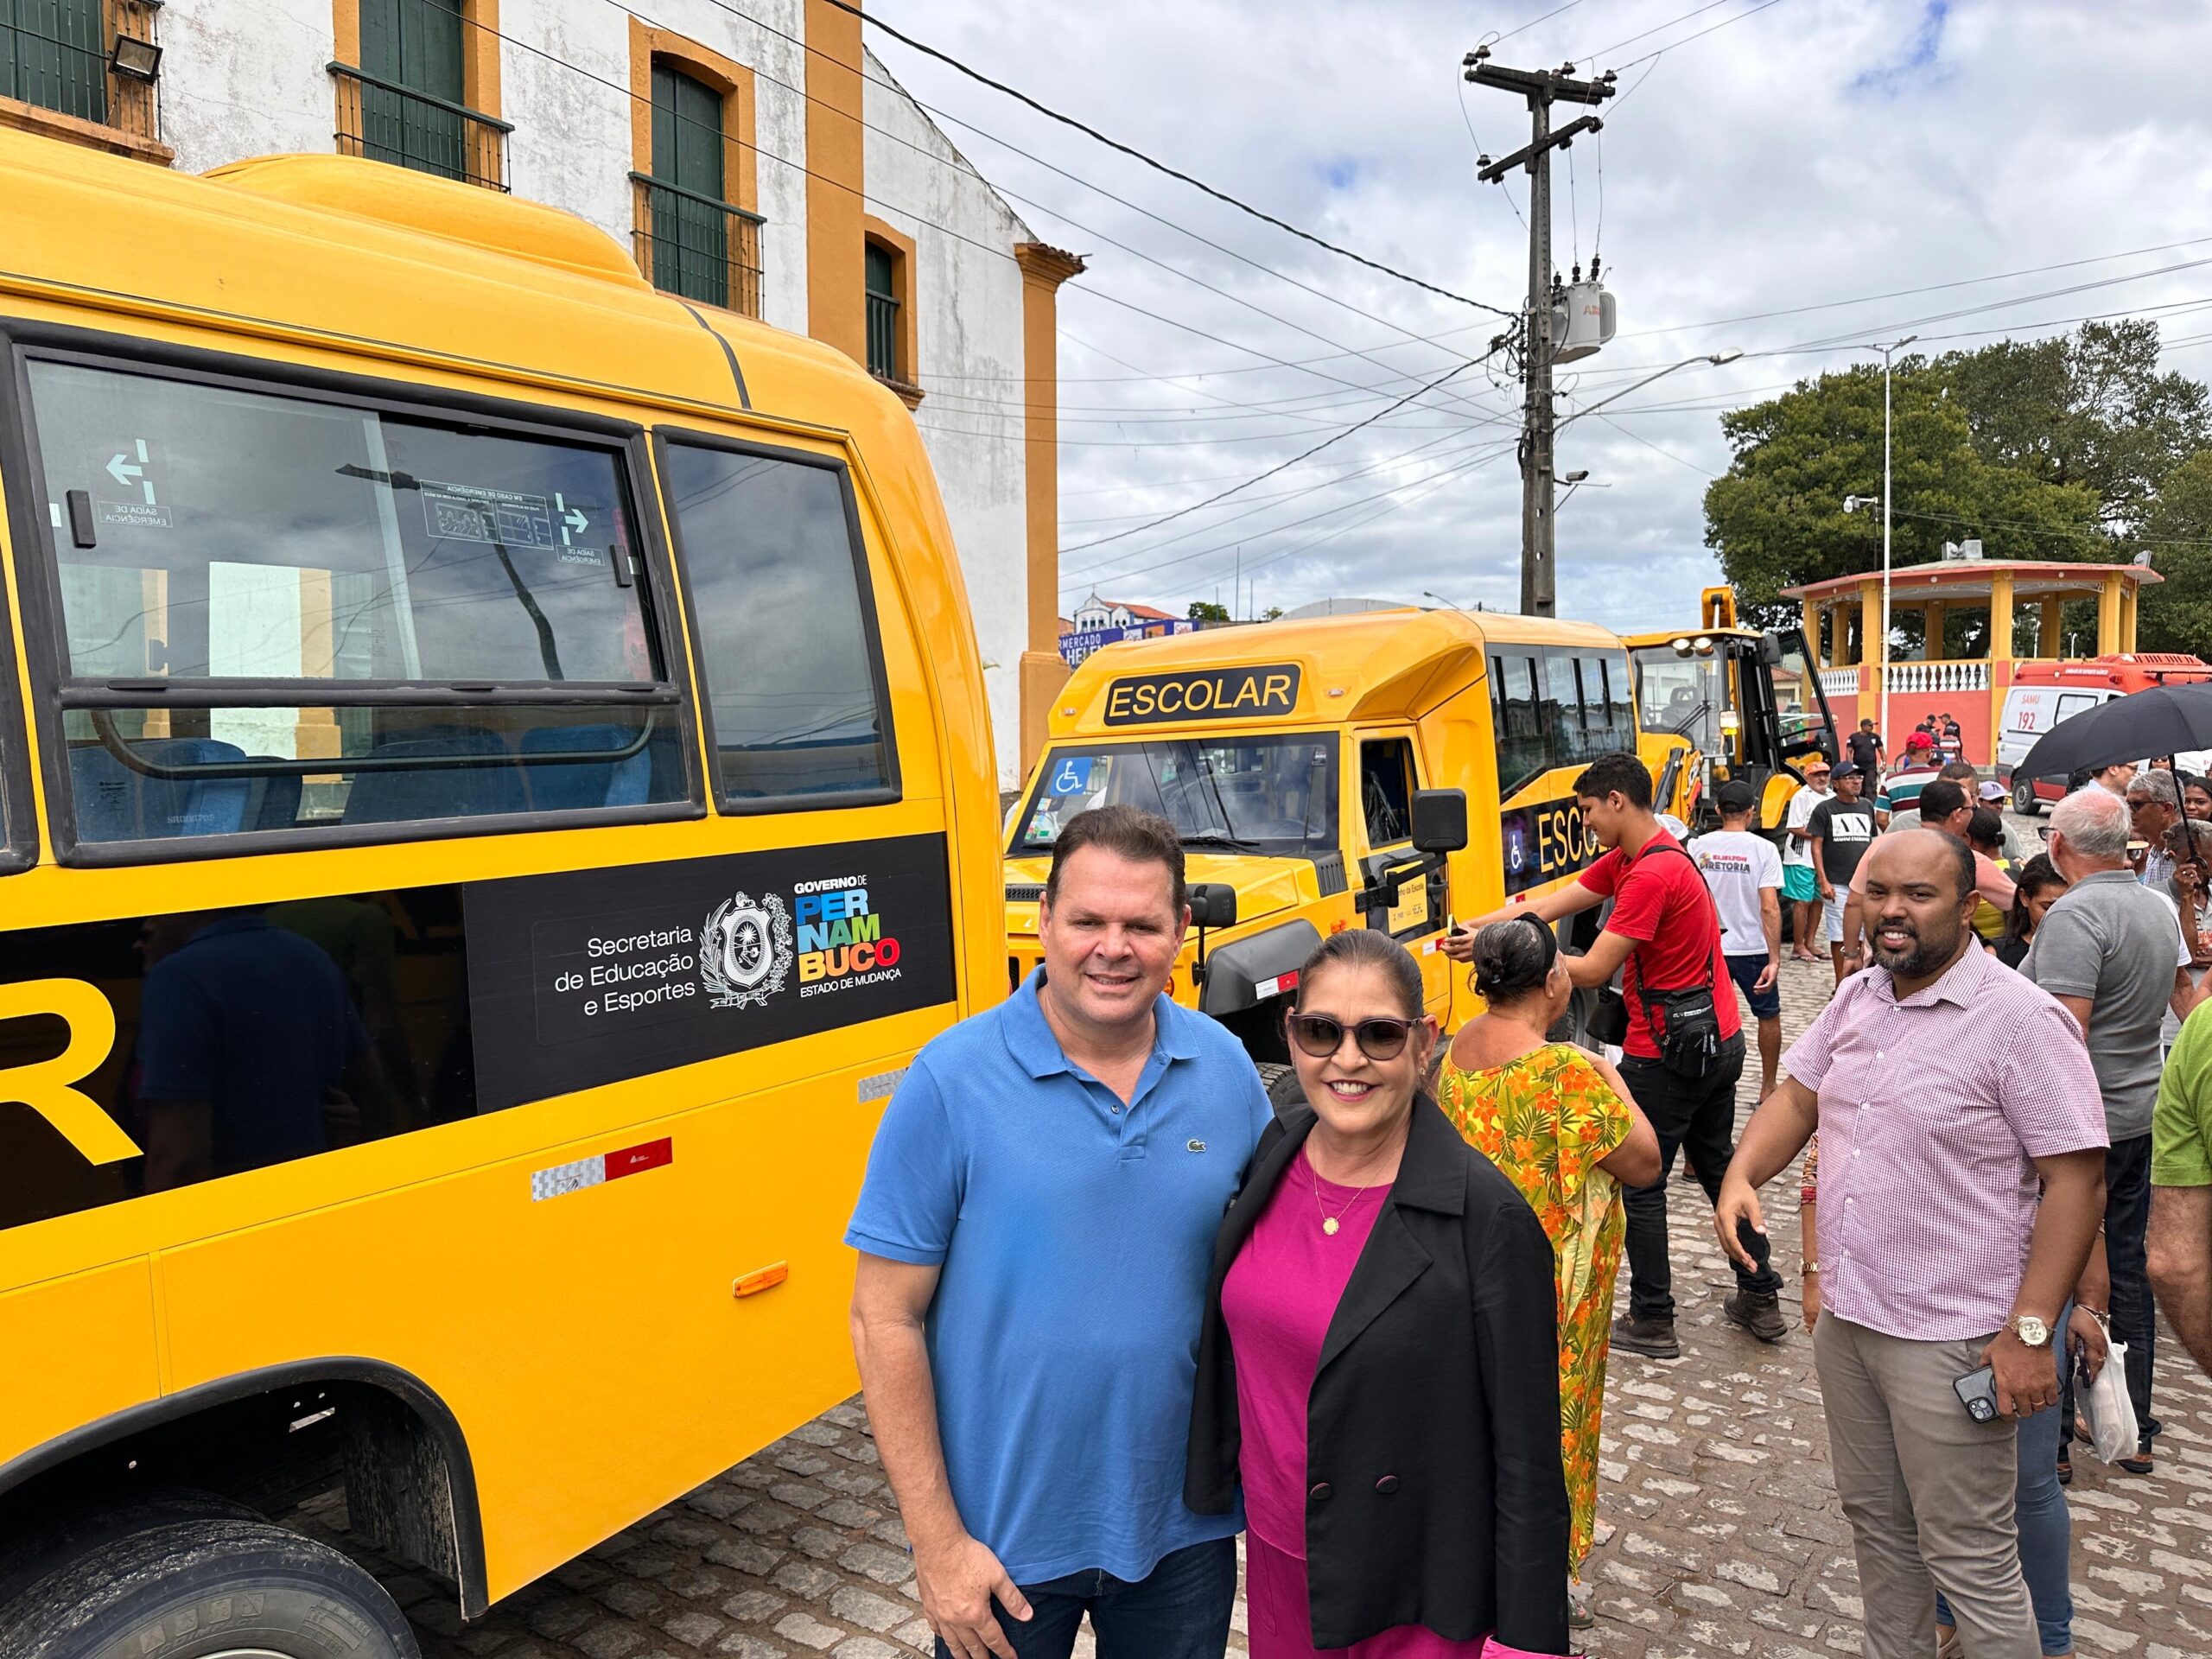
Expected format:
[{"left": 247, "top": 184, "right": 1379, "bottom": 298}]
[{"left": 2080, "top": 1338, "right": 2139, "bottom": 1465}]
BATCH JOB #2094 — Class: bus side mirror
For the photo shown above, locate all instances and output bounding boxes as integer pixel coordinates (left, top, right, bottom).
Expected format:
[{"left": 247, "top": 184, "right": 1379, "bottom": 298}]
[
  {"left": 1187, "top": 883, "right": 1237, "bottom": 988},
  {"left": 1187, "top": 883, "right": 1238, "bottom": 929},
  {"left": 1411, "top": 790, "right": 1469, "bottom": 854},
  {"left": 1758, "top": 631, "right": 1785, "bottom": 666}
]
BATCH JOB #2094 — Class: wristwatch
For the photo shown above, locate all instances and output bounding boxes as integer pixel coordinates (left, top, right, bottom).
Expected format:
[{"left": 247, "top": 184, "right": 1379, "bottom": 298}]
[{"left": 2011, "top": 1314, "right": 2051, "bottom": 1348}]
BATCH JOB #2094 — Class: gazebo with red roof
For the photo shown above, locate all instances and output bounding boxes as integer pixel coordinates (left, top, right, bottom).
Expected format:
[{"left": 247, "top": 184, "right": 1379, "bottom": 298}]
[{"left": 1782, "top": 557, "right": 2160, "bottom": 762}]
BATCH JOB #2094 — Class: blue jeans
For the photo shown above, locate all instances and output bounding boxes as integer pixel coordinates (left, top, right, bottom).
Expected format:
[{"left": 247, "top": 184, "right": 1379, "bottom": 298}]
[
  {"left": 934, "top": 1537, "right": 1236, "bottom": 1659},
  {"left": 1936, "top": 1307, "right": 2073, "bottom": 1655}
]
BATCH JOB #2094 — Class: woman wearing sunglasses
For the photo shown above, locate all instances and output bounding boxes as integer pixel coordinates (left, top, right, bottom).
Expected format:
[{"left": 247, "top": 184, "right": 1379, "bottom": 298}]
[
  {"left": 1435, "top": 915, "right": 1661, "bottom": 1630},
  {"left": 1185, "top": 929, "right": 1570, "bottom": 1658}
]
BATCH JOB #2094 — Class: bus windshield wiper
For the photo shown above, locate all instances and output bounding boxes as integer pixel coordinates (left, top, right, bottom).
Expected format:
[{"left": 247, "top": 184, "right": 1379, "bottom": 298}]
[{"left": 1181, "top": 830, "right": 1268, "bottom": 851}]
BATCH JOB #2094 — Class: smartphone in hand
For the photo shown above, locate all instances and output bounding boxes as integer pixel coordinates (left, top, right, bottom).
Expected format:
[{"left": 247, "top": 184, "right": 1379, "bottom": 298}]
[{"left": 1954, "top": 1364, "right": 1999, "bottom": 1423}]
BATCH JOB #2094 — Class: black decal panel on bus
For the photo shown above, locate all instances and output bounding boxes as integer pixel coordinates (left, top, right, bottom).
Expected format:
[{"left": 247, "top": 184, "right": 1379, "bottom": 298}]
[
  {"left": 466, "top": 832, "right": 955, "bottom": 1110},
  {"left": 0, "top": 833, "right": 954, "bottom": 1234},
  {"left": 1102, "top": 664, "right": 1301, "bottom": 727},
  {"left": 1499, "top": 794, "right": 1603, "bottom": 896}
]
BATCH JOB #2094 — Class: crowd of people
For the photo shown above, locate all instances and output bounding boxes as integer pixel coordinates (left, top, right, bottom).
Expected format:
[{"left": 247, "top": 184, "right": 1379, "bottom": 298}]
[{"left": 836, "top": 742, "right": 2212, "bottom": 1659}]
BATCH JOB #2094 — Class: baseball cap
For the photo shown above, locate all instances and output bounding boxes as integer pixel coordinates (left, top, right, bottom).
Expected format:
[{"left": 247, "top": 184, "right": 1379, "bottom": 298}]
[
  {"left": 1907, "top": 731, "right": 1936, "bottom": 751},
  {"left": 1805, "top": 755, "right": 1832, "bottom": 773},
  {"left": 1833, "top": 762, "right": 1860, "bottom": 780},
  {"left": 1717, "top": 779, "right": 1758, "bottom": 813},
  {"left": 1978, "top": 781, "right": 2008, "bottom": 803}
]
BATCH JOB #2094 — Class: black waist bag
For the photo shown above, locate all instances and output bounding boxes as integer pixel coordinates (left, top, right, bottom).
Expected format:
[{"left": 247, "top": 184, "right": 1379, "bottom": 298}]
[
  {"left": 1646, "top": 980, "right": 1724, "bottom": 1077},
  {"left": 1628, "top": 841, "right": 1725, "bottom": 1079}
]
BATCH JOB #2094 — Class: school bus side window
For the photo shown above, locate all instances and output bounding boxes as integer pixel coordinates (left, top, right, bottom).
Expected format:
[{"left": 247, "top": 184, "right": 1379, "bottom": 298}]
[
  {"left": 22, "top": 359, "right": 688, "bottom": 849},
  {"left": 660, "top": 441, "right": 894, "bottom": 804}
]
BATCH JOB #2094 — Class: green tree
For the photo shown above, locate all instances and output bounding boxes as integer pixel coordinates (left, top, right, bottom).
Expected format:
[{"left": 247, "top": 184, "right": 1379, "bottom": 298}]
[
  {"left": 2135, "top": 448, "right": 2212, "bottom": 653},
  {"left": 1938, "top": 321, "right": 2211, "bottom": 529},
  {"left": 1187, "top": 600, "right": 1230, "bottom": 622},
  {"left": 1703, "top": 363, "right": 2103, "bottom": 630}
]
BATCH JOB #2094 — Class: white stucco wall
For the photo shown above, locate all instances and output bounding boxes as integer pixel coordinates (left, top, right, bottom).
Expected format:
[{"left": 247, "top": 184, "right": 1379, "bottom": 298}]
[
  {"left": 160, "top": 0, "right": 333, "bottom": 174},
  {"left": 863, "top": 51, "right": 1033, "bottom": 785}
]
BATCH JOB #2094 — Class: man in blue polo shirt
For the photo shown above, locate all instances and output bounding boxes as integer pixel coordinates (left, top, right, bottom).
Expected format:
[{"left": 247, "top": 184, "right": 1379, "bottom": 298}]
[{"left": 848, "top": 805, "right": 1272, "bottom": 1659}]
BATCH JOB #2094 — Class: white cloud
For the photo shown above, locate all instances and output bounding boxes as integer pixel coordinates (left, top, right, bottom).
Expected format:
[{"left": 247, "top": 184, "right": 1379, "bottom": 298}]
[{"left": 880, "top": 0, "right": 2212, "bottom": 634}]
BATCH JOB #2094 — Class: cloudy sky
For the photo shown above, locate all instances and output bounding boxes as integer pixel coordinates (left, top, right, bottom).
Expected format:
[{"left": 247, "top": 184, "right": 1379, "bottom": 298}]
[{"left": 868, "top": 0, "right": 2212, "bottom": 634}]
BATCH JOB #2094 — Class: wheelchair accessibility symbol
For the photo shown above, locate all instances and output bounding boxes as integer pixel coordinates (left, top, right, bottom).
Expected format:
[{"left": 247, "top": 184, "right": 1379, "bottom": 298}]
[{"left": 1048, "top": 757, "right": 1095, "bottom": 796}]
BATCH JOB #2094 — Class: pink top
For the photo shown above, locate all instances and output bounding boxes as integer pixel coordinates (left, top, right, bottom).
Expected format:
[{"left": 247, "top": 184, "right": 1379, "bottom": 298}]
[
  {"left": 1781, "top": 943, "right": 2107, "bottom": 1340},
  {"left": 1222, "top": 1147, "right": 1386, "bottom": 1557}
]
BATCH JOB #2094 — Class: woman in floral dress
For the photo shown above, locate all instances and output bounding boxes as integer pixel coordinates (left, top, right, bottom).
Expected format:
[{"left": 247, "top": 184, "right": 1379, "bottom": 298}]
[{"left": 1435, "top": 915, "right": 1660, "bottom": 1625}]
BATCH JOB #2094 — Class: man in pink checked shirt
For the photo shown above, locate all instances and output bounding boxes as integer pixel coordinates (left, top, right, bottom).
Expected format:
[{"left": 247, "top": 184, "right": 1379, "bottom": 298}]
[{"left": 1715, "top": 830, "right": 2107, "bottom": 1659}]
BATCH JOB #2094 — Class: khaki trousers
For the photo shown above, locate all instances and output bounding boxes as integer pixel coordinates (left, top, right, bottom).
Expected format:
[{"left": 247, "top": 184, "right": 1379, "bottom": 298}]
[{"left": 1813, "top": 1314, "right": 2040, "bottom": 1659}]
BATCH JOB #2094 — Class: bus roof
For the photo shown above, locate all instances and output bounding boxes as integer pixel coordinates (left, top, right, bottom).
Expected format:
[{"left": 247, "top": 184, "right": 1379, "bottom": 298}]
[
  {"left": 1052, "top": 607, "right": 1628, "bottom": 732},
  {"left": 1, "top": 133, "right": 905, "bottom": 443}
]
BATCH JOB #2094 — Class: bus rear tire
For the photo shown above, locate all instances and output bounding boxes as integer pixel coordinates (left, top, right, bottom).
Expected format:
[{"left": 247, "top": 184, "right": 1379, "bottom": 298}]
[
  {"left": 2012, "top": 778, "right": 2042, "bottom": 816},
  {"left": 0, "top": 1513, "right": 419, "bottom": 1659}
]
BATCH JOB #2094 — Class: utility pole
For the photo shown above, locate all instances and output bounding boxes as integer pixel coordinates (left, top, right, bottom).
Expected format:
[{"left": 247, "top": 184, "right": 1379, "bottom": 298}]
[{"left": 1465, "top": 49, "right": 1613, "bottom": 617}]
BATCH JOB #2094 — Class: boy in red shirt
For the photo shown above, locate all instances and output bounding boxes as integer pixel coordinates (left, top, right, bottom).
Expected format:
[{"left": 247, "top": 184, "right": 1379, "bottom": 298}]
[{"left": 1447, "top": 752, "right": 1785, "bottom": 1355}]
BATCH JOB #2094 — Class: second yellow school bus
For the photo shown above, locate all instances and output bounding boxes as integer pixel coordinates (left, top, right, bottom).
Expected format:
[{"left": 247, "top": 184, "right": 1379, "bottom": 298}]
[
  {"left": 0, "top": 129, "right": 1001, "bottom": 1654},
  {"left": 1004, "top": 607, "right": 1654, "bottom": 1062}
]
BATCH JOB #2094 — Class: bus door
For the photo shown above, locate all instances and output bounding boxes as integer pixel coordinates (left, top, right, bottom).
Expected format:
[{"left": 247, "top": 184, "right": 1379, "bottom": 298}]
[{"left": 1352, "top": 728, "right": 1451, "bottom": 1014}]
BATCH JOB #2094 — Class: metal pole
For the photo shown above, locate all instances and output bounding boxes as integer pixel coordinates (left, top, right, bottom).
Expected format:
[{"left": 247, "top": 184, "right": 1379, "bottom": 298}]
[
  {"left": 1881, "top": 346, "right": 1893, "bottom": 753},
  {"left": 1522, "top": 95, "right": 1554, "bottom": 617}
]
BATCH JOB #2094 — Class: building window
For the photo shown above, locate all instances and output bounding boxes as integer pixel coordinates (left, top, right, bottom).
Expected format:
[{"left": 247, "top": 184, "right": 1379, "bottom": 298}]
[
  {"left": 2, "top": 0, "right": 105, "bottom": 122},
  {"left": 333, "top": 0, "right": 510, "bottom": 191},
  {"left": 632, "top": 59, "right": 763, "bottom": 316},
  {"left": 861, "top": 219, "right": 921, "bottom": 404},
  {"left": 1, "top": 0, "right": 164, "bottom": 153},
  {"left": 866, "top": 242, "right": 899, "bottom": 381}
]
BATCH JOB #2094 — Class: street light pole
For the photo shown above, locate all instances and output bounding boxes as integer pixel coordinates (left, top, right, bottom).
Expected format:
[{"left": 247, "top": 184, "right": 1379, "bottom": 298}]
[{"left": 1864, "top": 336, "right": 1916, "bottom": 753}]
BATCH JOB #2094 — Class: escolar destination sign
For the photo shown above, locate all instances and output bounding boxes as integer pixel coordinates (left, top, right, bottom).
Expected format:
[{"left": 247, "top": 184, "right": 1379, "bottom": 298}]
[{"left": 1103, "top": 664, "right": 1301, "bottom": 726}]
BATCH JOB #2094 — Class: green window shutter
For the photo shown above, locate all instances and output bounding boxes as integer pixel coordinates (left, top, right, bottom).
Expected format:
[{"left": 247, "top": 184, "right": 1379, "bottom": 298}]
[
  {"left": 362, "top": 0, "right": 461, "bottom": 100},
  {"left": 648, "top": 63, "right": 729, "bottom": 307},
  {"left": 2, "top": 0, "right": 107, "bottom": 123},
  {"left": 359, "top": 0, "right": 467, "bottom": 181},
  {"left": 864, "top": 243, "right": 899, "bottom": 379},
  {"left": 652, "top": 64, "right": 724, "bottom": 199}
]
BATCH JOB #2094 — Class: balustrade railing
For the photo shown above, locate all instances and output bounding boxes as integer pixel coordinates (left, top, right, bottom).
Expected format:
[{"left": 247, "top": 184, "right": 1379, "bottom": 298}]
[
  {"left": 332, "top": 62, "right": 510, "bottom": 192},
  {"left": 632, "top": 174, "right": 765, "bottom": 318}
]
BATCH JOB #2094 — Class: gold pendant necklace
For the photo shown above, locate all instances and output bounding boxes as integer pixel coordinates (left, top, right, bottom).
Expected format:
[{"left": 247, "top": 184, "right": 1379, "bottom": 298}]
[{"left": 1308, "top": 1153, "right": 1378, "bottom": 1236}]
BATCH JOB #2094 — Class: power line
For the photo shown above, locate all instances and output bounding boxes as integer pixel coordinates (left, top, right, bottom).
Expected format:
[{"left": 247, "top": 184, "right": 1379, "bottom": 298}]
[
  {"left": 626, "top": 0, "right": 1524, "bottom": 421},
  {"left": 816, "top": 0, "right": 1519, "bottom": 317},
  {"left": 1569, "top": 0, "right": 1735, "bottom": 65},
  {"left": 1073, "top": 435, "right": 1525, "bottom": 594},
  {"left": 1062, "top": 353, "right": 1498, "bottom": 555},
  {"left": 430, "top": 0, "right": 1498, "bottom": 435},
  {"left": 1063, "top": 426, "right": 1512, "bottom": 584},
  {"left": 1158, "top": 442, "right": 1527, "bottom": 602}
]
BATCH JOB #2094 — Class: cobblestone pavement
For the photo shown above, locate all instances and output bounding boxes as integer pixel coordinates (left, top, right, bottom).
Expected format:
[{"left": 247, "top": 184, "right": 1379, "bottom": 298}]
[{"left": 319, "top": 957, "right": 2212, "bottom": 1659}]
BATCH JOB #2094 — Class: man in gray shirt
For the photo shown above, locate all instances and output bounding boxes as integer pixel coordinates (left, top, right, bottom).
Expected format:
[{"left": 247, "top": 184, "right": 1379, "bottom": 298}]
[{"left": 2029, "top": 785, "right": 2203, "bottom": 1467}]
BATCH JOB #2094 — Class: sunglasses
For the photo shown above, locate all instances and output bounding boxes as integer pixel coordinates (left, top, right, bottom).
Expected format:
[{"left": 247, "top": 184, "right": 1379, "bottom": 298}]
[{"left": 1287, "top": 1014, "right": 1415, "bottom": 1062}]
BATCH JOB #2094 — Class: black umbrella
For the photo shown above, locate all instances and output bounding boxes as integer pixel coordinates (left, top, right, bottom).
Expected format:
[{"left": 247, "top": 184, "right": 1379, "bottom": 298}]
[{"left": 2016, "top": 682, "right": 2212, "bottom": 780}]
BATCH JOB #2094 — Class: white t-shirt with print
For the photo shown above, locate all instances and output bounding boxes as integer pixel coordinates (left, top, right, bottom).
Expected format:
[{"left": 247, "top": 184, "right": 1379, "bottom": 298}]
[
  {"left": 1783, "top": 785, "right": 1828, "bottom": 868},
  {"left": 1687, "top": 829, "right": 1783, "bottom": 958}
]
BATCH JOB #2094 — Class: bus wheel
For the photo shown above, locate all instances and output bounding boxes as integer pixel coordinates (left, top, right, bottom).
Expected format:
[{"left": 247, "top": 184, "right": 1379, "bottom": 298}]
[
  {"left": 2012, "top": 777, "right": 2042, "bottom": 817},
  {"left": 1261, "top": 1064, "right": 1306, "bottom": 1117},
  {"left": 0, "top": 1513, "right": 419, "bottom": 1659}
]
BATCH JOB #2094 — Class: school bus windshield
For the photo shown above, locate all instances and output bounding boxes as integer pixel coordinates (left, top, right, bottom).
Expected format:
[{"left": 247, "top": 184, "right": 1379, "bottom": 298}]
[{"left": 1012, "top": 734, "right": 1338, "bottom": 856}]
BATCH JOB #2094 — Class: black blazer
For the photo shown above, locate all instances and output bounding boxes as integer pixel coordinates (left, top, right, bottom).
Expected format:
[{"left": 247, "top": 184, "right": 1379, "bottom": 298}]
[{"left": 1185, "top": 1096, "right": 1570, "bottom": 1655}]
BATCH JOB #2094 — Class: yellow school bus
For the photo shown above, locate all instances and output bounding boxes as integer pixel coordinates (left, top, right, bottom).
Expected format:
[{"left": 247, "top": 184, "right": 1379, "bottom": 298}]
[
  {"left": 0, "top": 131, "right": 1001, "bottom": 1649},
  {"left": 1004, "top": 608, "right": 1652, "bottom": 1060}
]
